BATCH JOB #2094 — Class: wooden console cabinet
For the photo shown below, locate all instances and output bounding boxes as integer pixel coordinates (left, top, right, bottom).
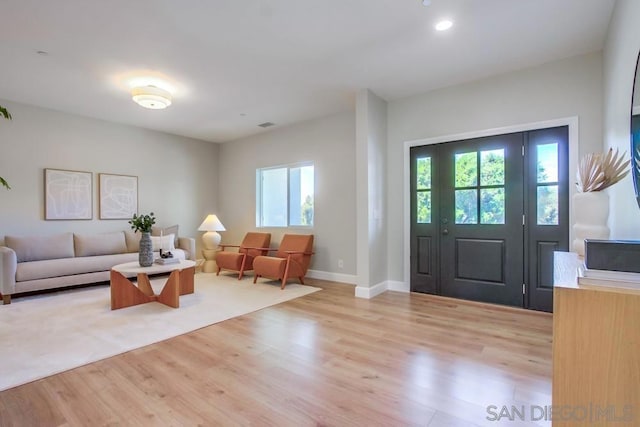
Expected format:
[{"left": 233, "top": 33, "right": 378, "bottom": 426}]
[{"left": 553, "top": 252, "right": 639, "bottom": 426}]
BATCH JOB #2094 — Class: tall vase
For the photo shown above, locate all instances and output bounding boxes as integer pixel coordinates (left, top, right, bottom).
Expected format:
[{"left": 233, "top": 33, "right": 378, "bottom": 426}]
[
  {"left": 139, "top": 231, "right": 154, "bottom": 267},
  {"left": 572, "top": 192, "right": 610, "bottom": 257}
]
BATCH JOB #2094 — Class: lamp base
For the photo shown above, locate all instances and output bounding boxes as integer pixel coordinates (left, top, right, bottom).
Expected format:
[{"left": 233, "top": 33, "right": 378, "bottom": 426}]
[
  {"left": 201, "top": 232, "right": 221, "bottom": 273},
  {"left": 202, "top": 249, "right": 218, "bottom": 273},
  {"left": 201, "top": 231, "right": 221, "bottom": 250}
]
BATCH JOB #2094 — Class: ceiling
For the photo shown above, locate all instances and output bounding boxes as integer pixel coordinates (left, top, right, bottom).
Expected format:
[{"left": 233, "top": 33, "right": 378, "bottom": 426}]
[{"left": 0, "top": 0, "right": 615, "bottom": 143}]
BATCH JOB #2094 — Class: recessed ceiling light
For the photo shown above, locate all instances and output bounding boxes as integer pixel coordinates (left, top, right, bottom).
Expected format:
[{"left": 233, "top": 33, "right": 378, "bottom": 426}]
[
  {"left": 435, "top": 20, "right": 453, "bottom": 31},
  {"left": 131, "top": 85, "right": 172, "bottom": 109}
]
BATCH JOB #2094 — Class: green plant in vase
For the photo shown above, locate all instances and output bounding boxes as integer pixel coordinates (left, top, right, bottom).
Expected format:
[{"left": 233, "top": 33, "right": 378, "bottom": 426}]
[
  {"left": 1, "top": 105, "right": 12, "bottom": 189},
  {"left": 128, "top": 212, "right": 156, "bottom": 267}
]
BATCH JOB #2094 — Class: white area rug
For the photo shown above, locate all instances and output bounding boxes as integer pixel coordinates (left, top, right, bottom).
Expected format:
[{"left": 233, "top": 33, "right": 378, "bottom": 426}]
[{"left": 0, "top": 273, "right": 320, "bottom": 391}]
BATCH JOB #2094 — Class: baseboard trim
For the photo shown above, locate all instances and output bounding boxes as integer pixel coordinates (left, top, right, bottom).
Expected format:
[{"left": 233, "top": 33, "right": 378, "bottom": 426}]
[
  {"left": 307, "top": 270, "right": 356, "bottom": 285},
  {"left": 355, "top": 281, "right": 387, "bottom": 299},
  {"left": 386, "top": 280, "right": 409, "bottom": 293}
]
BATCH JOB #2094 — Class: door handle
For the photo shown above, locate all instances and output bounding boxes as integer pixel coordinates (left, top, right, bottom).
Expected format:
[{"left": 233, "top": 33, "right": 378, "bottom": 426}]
[{"left": 442, "top": 228, "right": 449, "bottom": 235}]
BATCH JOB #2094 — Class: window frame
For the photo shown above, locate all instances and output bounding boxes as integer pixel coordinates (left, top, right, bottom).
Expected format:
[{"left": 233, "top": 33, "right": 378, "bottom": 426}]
[{"left": 256, "top": 161, "right": 314, "bottom": 228}]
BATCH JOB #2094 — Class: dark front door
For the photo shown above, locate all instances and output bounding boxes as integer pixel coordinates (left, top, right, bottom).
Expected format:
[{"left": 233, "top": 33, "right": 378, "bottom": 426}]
[
  {"left": 410, "top": 144, "right": 439, "bottom": 294},
  {"left": 410, "top": 126, "right": 569, "bottom": 311},
  {"left": 525, "top": 127, "right": 570, "bottom": 311},
  {"left": 438, "top": 134, "right": 524, "bottom": 306}
]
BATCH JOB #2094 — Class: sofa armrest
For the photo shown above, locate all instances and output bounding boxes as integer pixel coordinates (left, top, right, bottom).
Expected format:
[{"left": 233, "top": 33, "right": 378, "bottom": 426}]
[
  {"left": 0, "top": 246, "right": 17, "bottom": 296},
  {"left": 177, "top": 237, "right": 196, "bottom": 261}
]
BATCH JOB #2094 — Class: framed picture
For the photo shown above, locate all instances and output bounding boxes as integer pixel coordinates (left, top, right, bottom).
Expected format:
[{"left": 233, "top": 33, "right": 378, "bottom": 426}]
[
  {"left": 99, "top": 173, "right": 138, "bottom": 220},
  {"left": 44, "top": 168, "right": 93, "bottom": 220}
]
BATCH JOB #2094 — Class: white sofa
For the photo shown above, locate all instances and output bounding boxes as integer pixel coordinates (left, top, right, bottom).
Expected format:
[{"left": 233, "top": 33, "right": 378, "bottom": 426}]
[{"left": 0, "top": 230, "right": 195, "bottom": 304}]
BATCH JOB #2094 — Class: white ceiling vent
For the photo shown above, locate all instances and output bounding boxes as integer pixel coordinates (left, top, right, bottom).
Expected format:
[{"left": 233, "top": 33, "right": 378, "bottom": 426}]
[{"left": 258, "top": 122, "right": 275, "bottom": 128}]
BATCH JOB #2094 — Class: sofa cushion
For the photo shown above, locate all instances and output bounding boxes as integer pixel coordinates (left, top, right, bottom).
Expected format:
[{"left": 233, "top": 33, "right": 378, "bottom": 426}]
[
  {"left": 15, "top": 249, "right": 188, "bottom": 282},
  {"left": 124, "top": 230, "right": 140, "bottom": 253},
  {"left": 16, "top": 253, "right": 138, "bottom": 282},
  {"left": 74, "top": 232, "right": 127, "bottom": 257},
  {"left": 152, "top": 224, "right": 179, "bottom": 247},
  {"left": 5, "top": 233, "right": 74, "bottom": 263}
]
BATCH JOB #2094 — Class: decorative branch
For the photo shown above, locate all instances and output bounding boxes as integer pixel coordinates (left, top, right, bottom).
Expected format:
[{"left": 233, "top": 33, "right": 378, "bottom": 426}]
[
  {"left": 0, "top": 105, "right": 11, "bottom": 189},
  {"left": 129, "top": 212, "right": 156, "bottom": 233},
  {"left": 576, "top": 148, "right": 630, "bottom": 192}
]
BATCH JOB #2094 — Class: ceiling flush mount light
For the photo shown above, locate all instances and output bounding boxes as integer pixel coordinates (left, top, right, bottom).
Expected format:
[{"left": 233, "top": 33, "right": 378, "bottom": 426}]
[
  {"left": 435, "top": 20, "right": 453, "bottom": 31},
  {"left": 422, "top": 0, "right": 431, "bottom": 5},
  {"left": 131, "top": 85, "right": 172, "bottom": 109}
]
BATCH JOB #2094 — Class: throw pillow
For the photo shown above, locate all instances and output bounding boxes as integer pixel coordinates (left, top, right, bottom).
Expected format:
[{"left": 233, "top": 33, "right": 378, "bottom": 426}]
[
  {"left": 124, "top": 230, "right": 140, "bottom": 253},
  {"left": 152, "top": 224, "right": 179, "bottom": 247},
  {"left": 150, "top": 234, "right": 176, "bottom": 252}
]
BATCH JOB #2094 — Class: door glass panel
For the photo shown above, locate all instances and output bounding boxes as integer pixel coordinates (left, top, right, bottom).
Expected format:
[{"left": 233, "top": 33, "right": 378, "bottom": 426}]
[
  {"left": 417, "top": 157, "right": 431, "bottom": 190},
  {"left": 455, "top": 189, "right": 477, "bottom": 224},
  {"left": 480, "top": 188, "right": 505, "bottom": 224},
  {"left": 480, "top": 149, "right": 505, "bottom": 186},
  {"left": 417, "top": 191, "right": 431, "bottom": 223},
  {"left": 537, "top": 185, "right": 558, "bottom": 225},
  {"left": 537, "top": 143, "right": 558, "bottom": 183},
  {"left": 455, "top": 152, "right": 477, "bottom": 187}
]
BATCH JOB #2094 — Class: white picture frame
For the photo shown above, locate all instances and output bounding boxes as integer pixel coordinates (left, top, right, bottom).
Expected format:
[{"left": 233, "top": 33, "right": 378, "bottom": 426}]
[
  {"left": 99, "top": 173, "right": 138, "bottom": 220},
  {"left": 44, "top": 168, "right": 93, "bottom": 220}
]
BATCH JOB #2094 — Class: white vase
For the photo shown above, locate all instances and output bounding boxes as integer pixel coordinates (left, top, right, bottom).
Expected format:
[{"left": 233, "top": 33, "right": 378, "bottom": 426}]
[{"left": 572, "top": 192, "right": 610, "bottom": 256}]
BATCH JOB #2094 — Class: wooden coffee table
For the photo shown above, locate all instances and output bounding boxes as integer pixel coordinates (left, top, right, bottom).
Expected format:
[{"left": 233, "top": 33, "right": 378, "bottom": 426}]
[{"left": 110, "top": 260, "right": 196, "bottom": 310}]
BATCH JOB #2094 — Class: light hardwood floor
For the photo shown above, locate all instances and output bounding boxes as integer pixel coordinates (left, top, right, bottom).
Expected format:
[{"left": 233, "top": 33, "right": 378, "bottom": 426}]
[{"left": 0, "top": 279, "right": 553, "bottom": 427}]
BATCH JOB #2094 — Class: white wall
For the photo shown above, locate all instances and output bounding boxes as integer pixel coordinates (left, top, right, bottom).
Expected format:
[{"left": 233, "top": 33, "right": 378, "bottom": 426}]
[
  {"left": 217, "top": 112, "right": 356, "bottom": 278},
  {"left": 603, "top": 0, "right": 640, "bottom": 239},
  {"left": 355, "top": 89, "right": 388, "bottom": 294},
  {"left": 387, "top": 52, "right": 604, "bottom": 282},
  {"left": 0, "top": 100, "right": 219, "bottom": 250}
]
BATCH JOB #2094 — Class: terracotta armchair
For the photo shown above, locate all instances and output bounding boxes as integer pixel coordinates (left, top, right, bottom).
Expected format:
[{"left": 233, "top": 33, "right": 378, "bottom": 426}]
[
  {"left": 216, "top": 232, "right": 271, "bottom": 279},
  {"left": 253, "top": 234, "right": 314, "bottom": 289}
]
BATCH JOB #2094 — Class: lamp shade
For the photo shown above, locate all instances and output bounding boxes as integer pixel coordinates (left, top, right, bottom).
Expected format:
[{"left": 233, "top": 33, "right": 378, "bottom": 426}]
[{"left": 198, "top": 214, "right": 226, "bottom": 232}]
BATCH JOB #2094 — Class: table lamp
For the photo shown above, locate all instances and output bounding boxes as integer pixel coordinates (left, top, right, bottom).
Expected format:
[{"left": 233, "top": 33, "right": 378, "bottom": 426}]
[
  {"left": 198, "top": 214, "right": 226, "bottom": 249},
  {"left": 198, "top": 214, "right": 225, "bottom": 273}
]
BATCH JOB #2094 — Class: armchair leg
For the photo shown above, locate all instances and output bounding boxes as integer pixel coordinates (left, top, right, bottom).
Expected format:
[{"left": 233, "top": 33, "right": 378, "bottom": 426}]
[
  {"left": 216, "top": 267, "right": 221, "bottom": 276},
  {"left": 238, "top": 255, "right": 247, "bottom": 280},
  {"left": 2, "top": 294, "right": 11, "bottom": 305},
  {"left": 298, "top": 276, "right": 305, "bottom": 285},
  {"left": 282, "top": 261, "right": 291, "bottom": 290},
  {"left": 253, "top": 275, "right": 259, "bottom": 284}
]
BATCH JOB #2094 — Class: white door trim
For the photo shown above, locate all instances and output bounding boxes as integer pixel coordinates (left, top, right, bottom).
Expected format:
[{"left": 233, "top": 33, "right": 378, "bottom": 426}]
[{"left": 402, "top": 117, "right": 579, "bottom": 291}]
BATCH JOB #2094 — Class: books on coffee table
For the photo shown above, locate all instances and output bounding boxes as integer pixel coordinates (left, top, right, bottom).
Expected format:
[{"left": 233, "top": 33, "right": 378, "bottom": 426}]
[{"left": 155, "top": 257, "right": 180, "bottom": 265}]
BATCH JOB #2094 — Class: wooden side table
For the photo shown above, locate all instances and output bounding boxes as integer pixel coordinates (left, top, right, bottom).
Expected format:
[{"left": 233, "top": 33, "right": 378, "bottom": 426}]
[
  {"left": 553, "top": 252, "right": 640, "bottom": 426},
  {"left": 110, "top": 260, "right": 196, "bottom": 310}
]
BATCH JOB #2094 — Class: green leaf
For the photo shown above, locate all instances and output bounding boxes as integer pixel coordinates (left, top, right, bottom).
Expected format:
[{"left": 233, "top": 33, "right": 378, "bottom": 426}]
[
  {"left": 0, "top": 176, "right": 10, "bottom": 190},
  {"left": 0, "top": 106, "right": 11, "bottom": 120}
]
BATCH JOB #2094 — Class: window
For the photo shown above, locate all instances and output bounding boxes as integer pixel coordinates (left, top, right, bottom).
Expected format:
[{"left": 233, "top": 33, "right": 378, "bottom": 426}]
[
  {"left": 256, "top": 163, "right": 314, "bottom": 227},
  {"left": 416, "top": 156, "right": 432, "bottom": 223},
  {"left": 536, "top": 143, "right": 559, "bottom": 225},
  {"left": 454, "top": 149, "right": 505, "bottom": 224}
]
